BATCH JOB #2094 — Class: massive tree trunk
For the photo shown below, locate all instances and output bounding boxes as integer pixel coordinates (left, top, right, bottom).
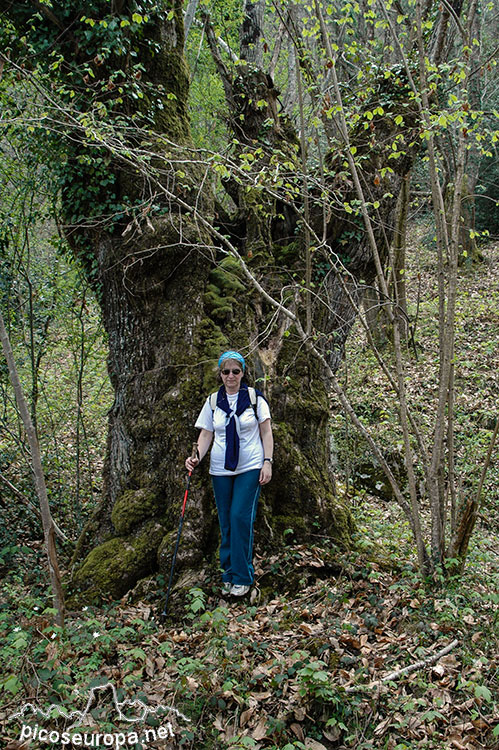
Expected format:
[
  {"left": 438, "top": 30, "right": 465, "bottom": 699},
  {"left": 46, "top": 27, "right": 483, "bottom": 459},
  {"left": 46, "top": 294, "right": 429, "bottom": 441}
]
[
  {"left": 4, "top": 0, "right": 421, "bottom": 602},
  {"left": 4, "top": 1, "right": 355, "bottom": 601}
]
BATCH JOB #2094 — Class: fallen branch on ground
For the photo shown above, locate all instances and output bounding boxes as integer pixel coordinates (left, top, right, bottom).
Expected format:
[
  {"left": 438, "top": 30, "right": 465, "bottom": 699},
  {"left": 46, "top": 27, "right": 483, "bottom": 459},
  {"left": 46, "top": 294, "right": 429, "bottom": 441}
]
[{"left": 345, "top": 638, "right": 459, "bottom": 692}]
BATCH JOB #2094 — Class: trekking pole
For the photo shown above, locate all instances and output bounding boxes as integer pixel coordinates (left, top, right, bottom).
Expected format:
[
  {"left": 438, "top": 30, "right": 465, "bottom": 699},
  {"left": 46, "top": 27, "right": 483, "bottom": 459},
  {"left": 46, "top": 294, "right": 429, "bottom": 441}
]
[{"left": 161, "top": 443, "right": 198, "bottom": 616}]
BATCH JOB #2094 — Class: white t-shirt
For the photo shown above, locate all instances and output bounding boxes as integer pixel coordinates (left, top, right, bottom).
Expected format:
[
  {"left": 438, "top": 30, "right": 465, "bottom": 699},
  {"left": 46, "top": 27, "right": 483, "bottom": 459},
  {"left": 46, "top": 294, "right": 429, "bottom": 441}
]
[{"left": 195, "top": 391, "right": 271, "bottom": 476}]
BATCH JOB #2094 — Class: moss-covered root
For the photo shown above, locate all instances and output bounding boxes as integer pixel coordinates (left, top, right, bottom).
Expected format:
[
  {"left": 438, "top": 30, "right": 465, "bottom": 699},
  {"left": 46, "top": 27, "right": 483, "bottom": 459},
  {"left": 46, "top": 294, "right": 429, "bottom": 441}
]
[{"left": 71, "top": 520, "right": 164, "bottom": 602}]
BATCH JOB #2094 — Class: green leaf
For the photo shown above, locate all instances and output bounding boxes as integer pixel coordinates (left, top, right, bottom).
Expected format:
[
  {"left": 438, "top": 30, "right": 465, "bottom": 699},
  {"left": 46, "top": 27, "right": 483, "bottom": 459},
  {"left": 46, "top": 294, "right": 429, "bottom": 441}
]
[
  {"left": 3, "top": 675, "right": 21, "bottom": 695},
  {"left": 474, "top": 684, "right": 492, "bottom": 702},
  {"left": 130, "top": 647, "right": 147, "bottom": 661}
]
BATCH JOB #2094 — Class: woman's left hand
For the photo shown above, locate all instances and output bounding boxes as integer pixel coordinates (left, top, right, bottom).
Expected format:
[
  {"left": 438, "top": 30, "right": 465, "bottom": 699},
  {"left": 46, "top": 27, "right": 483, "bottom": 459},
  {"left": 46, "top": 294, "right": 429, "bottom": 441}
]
[
  {"left": 259, "top": 461, "right": 272, "bottom": 485},
  {"left": 259, "top": 419, "right": 273, "bottom": 485}
]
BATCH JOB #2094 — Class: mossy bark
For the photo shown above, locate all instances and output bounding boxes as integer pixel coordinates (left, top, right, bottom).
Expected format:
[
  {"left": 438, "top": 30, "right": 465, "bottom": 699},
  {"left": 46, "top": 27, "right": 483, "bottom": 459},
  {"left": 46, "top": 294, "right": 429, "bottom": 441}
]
[
  {"left": 55, "top": 6, "right": 354, "bottom": 602},
  {"left": 5, "top": 2, "right": 424, "bottom": 602}
]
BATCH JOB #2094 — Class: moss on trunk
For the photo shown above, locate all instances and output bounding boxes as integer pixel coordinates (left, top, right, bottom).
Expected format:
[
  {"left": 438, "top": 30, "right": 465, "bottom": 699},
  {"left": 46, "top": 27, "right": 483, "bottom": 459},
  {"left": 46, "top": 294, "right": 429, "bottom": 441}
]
[
  {"left": 5, "top": 1, "right": 368, "bottom": 603},
  {"left": 72, "top": 520, "right": 165, "bottom": 602}
]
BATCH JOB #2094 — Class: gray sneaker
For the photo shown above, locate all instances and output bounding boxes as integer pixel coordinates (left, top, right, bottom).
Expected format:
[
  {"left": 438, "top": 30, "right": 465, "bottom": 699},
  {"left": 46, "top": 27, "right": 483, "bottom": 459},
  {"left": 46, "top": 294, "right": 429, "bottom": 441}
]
[
  {"left": 221, "top": 582, "right": 232, "bottom": 595},
  {"left": 230, "top": 584, "right": 250, "bottom": 597}
]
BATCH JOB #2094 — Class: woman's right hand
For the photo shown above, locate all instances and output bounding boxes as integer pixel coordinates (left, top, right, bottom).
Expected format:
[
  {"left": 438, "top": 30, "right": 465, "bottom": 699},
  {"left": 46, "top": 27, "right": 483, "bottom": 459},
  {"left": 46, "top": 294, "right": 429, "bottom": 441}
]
[
  {"left": 185, "top": 455, "right": 199, "bottom": 472},
  {"left": 185, "top": 430, "right": 213, "bottom": 473}
]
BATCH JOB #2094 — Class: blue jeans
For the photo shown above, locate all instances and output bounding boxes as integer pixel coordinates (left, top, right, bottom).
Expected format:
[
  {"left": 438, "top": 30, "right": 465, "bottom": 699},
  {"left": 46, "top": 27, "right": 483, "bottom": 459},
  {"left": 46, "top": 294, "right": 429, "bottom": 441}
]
[{"left": 211, "top": 469, "right": 261, "bottom": 586}]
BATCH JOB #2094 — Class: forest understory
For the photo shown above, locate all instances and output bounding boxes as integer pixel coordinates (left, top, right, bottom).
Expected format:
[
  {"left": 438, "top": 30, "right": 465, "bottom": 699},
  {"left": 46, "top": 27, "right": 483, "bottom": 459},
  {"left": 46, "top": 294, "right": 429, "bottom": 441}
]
[{"left": 0, "top": 235, "right": 498, "bottom": 750}]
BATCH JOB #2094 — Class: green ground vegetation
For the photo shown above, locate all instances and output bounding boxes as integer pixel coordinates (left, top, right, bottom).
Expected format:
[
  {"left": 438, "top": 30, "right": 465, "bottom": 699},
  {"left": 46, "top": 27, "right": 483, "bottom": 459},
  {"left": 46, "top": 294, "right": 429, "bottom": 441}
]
[
  {"left": 0, "top": 229, "right": 497, "bottom": 748},
  {"left": 0, "top": 498, "right": 496, "bottom": 749}
]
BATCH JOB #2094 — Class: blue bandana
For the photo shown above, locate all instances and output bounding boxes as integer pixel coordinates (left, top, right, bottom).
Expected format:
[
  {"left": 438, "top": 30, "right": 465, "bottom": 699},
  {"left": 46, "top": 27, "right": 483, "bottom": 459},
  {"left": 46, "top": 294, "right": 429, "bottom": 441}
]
[
  {"left": 218, "top": 350, "right": 245, "bottom": 371},
  {"left": 216, "top": 383, "right": 261, "bottom": 471}
]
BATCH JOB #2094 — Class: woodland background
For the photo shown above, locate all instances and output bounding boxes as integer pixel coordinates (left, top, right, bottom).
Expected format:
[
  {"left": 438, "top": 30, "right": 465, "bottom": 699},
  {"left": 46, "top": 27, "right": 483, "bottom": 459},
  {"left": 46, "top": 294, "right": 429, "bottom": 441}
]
[{"left": 0, "top": 0, "right": 498, "bottom": 748}]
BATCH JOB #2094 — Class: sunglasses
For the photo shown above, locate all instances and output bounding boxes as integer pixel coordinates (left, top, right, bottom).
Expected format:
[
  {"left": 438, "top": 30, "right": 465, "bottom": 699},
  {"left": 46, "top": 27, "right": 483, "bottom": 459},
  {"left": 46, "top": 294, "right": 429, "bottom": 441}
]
[{"left": 221, "top": 368, "right": 242, "bottom": 375}]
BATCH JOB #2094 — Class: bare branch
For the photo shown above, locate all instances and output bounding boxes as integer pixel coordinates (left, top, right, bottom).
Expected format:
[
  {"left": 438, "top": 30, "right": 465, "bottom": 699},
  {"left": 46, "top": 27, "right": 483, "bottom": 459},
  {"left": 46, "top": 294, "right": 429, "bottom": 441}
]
[
  {"left": 0, "top": 310, "right": 65, "bottom": 625},
  {"left": 346, "top": 639, "right": 460, "bottom": 691},
  {"left": 201, "top": 11, "right": 236, "bottom": 111},
  {"left": 183, "top": 0, "right": 199, "bottom": 45}
]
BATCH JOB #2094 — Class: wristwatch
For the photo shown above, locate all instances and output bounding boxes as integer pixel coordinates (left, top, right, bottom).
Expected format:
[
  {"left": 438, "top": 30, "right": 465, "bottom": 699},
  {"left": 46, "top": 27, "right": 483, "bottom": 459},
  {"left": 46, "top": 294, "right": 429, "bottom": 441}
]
[{"left": 264, "top": 457, "right": 273, "bottom": 463}]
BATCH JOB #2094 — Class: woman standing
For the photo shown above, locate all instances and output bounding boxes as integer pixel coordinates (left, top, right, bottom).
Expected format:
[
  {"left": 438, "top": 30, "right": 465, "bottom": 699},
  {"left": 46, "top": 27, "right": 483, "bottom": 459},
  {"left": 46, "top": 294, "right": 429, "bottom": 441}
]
[{"left": 185, "top": 350, "right": 273, "bottom": 596}]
